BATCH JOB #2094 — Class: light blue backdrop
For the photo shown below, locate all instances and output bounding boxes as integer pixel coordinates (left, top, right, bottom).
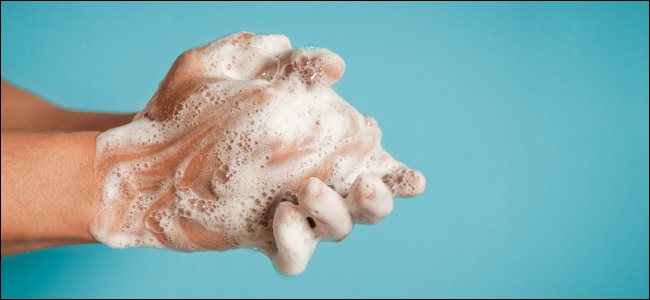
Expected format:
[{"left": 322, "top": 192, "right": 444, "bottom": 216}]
[{"left": 1, "top": 2, "right": 648, "bottom": 298}]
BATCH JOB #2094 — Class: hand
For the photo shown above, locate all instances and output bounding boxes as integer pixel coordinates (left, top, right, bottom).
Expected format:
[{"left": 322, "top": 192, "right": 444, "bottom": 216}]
[{"left": 92, "top": 32, "right": 426, "bottom": 275}]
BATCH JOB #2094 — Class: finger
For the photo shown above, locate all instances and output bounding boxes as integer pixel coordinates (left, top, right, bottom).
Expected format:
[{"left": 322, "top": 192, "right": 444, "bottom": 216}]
[
  {"left": 272, "top": 202, "right": 318, "bottom": 276},
  {"left": 141, "top": 32, "right": 290, "bottom": 121},
  {"left": 251, "top": 34, "right": 292, "bottom": 57},
  {"left": 298, "top": 177, "right": 353, "bottom": 241},
  {"left": 199, "top": 32, "right": 292, "bottom": 80},
  {"left": 274, "top": 48, "right": 345, "bottom": 87},
  {"left": 382, "top": 167, "right": 426, "bottom": 198},
  {"left": 202, "top": 32, "right": 291, "bottom": 57},
  {"left": 346, "top": 174, "right": 394, "bottom": 224}
]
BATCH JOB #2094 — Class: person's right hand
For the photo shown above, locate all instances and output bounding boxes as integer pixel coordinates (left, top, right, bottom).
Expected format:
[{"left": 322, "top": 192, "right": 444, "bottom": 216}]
[{"left": 92, "top": 32, "right": 426, "bottom": 275}]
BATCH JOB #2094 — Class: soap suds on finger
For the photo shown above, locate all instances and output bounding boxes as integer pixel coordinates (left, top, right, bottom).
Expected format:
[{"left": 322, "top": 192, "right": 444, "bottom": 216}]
[{"left": 92, "top": 32, "right": 425, "bottom": 275}]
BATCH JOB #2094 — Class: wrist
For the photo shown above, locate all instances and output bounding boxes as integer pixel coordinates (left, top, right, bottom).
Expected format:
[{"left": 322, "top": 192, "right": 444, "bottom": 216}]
[
  {"left": 56, "top": 131, "right": 102, "bottom": 242},
  {"left": 57, "top": 110, "right": 136, "bottom": 132},
  {"left": 1, "top": 131, "right": 101, "bottom": 255}
]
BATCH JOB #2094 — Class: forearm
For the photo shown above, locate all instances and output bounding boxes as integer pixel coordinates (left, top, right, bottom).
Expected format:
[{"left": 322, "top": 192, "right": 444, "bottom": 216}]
[
  {"left": 1, "top": 80, "right": 135, "bottom": 132},
  {"left": 1, "top": 130, "right": 100, "bottom": 255},
  {"left": 45, "top": 110, "right": 136, "bottom": 132}
]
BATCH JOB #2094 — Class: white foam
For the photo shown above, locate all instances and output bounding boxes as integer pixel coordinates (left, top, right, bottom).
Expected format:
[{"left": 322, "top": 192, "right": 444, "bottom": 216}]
[{"left": 91, "top": 32, "right": 425, "bottom": 275}]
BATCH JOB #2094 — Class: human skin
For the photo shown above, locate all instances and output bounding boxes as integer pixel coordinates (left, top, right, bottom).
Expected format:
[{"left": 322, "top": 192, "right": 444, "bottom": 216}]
[
  {"left": 1, "top": 33, "right": 425, "bottom": 275},
  {"left": 1, "top": 131, "right": 100, "bottom": 256},
  {"left": 92, "top": 32, "right": 425, "bottom": 274},
  {"left": 1, "top": 80, "right": 135, "bottom": 255},
  {"left": 1, "top": 80, "right": 135, "bottom": 132}
]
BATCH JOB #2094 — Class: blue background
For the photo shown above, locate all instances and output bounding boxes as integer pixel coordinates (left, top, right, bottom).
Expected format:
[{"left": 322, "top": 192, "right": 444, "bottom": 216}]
[{"left": 2, "top": 2, "right": 648, "bottom": 298}]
